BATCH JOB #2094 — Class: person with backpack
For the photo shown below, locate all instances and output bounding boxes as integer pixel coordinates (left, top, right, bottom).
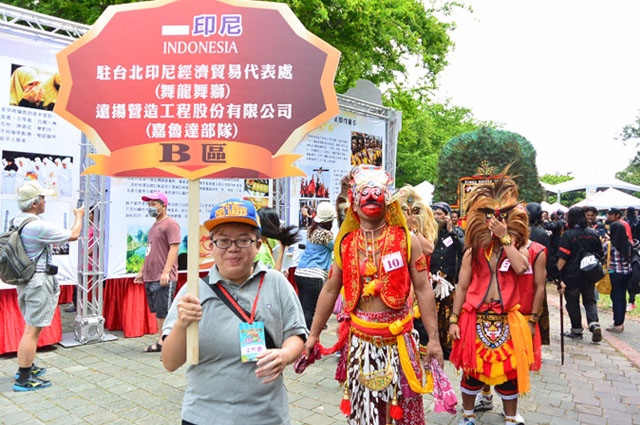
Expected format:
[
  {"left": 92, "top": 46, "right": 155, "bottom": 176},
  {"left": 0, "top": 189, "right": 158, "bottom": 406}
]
[
  {"left": 11, "top": 181, "right": 84, "bottom": 391},
  {"left": 556, "top": 207, "right": 604, "bottom": 342}
]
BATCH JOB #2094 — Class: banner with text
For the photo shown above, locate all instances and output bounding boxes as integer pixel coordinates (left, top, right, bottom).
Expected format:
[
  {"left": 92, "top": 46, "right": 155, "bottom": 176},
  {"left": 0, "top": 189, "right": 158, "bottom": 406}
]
[
  {"left": 0, "top": 30, "right": 83, "bottom": 289},
  {"left": 56, "top": 0, "right": 340, "bottom": 180}
]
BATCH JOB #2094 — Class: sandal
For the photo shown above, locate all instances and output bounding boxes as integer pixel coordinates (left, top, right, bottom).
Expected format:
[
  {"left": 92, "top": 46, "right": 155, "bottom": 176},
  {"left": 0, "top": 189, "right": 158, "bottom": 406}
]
[{"left": 144, "top": 343, "right": 162, "bottom": 353}]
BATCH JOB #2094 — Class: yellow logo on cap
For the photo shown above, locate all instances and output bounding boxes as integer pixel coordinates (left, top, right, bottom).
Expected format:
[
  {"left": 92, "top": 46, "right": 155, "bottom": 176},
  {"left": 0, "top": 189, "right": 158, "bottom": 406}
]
[{"left": 215, "top": 201, "right": 248, "bottom": 218}]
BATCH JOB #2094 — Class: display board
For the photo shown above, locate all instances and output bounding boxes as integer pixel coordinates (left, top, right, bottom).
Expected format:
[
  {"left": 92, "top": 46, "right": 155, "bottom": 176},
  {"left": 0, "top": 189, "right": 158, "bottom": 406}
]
[
  {"left": 289, "top": 110, "right": 387, "bottom": 237},
  {"left": 105, "top": 176, "right": 270, "bottom": 277},
  {"left": 0, "top": 28, "right": 83, "bottom": 288}
]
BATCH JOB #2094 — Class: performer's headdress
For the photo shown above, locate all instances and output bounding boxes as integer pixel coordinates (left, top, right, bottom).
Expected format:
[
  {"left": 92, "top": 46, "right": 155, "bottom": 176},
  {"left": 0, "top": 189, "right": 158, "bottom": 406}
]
[
  {"left": 335, "top": 165, "right": 409, "bottom": 268},
  {"left": 464, "top": 165, "right": 528, "bottom": 262},
  {"left": 397, "top": 185, "right": 437, "bottom": 242}
]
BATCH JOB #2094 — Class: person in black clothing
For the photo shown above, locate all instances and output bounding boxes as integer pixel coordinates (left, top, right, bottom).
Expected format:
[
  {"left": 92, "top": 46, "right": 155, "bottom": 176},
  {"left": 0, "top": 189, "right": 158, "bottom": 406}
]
[
  {"left": 544, "top": 210, "right": 566, "bottom": 254},
  {"left": 626, "top": 207, "right": 639, "bottom": 241},
  {"left": 429, "top": 202, "right": 464, "bottom": 360},
  {"left": 526, "top": 203, "right": 565, "bottom": 350},
  {"left": 556, "top": 207, "right": 604, "bottom": 342},
  {"left": 431, "top": 202, "right": 465, "bottom": 284},
  {"left": 527, "top": 203, "right": 562, "bottom": 284}
]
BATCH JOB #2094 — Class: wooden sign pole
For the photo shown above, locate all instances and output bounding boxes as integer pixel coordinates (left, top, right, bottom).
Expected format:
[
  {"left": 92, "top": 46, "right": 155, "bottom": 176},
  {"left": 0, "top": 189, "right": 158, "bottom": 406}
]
[{"left": 186, "top": 178, "right": 200, "bottom": 364}]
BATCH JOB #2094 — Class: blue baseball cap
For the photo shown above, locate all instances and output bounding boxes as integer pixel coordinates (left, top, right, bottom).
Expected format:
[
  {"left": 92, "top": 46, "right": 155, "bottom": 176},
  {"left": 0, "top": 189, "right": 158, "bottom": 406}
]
[{"left": 203, "top": 198, "right": 261, "bottom": 231}]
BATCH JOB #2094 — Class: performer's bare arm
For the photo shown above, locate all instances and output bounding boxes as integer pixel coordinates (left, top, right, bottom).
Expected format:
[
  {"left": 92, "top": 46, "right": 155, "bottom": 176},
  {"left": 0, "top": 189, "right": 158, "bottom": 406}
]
[
  {"left": 409, "top": 233, "right": 444, "bottom": 366},
  {"left": 529, "top": 250, "right": 547, "bottom": 335},
  {"left": 304, "top": 262, "right": 343, "bottom": 356},
  {"left": 415, "top": 231, "right": 434, "bottom": 257},
  {"left": 448, "top": 250, "right": 472, "bottom": 341},
  {"left": 488, "top": 216, "right": 529, "bottom": 274}
]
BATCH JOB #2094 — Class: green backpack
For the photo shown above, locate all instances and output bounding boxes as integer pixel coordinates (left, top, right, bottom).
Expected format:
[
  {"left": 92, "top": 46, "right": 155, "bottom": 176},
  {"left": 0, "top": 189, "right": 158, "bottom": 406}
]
[{"left": 0, "top": 217, "right": 39, "bottom": 285}]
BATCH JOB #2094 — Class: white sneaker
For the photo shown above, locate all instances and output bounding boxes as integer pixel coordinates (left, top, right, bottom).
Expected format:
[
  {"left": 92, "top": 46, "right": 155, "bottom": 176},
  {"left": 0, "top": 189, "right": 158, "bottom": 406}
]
[
  {"left": 474, "top": 392, "right": 494, "bottom": 411},
  {"left": 503, "top": 411, "right": 525, "bottom": 425},
  {"left": 627, "top": 303, "right": 636, "bottom": 312}
]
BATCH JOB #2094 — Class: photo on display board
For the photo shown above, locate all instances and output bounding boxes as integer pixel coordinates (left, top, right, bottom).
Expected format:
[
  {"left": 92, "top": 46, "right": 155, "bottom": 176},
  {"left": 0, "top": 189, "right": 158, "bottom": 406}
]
[
  {"left": 244, "top": 179, "right": 270, "bottom": 197},
  {"left": 350, "top": 131, "right": 383, "bottom": 166},
  {"left": 127, "top": 223, "right": 214, "bottom": 273},
  {"left": 298, "top": 164, "right": 331, "bottom": 199},
  {"left": 299, "top": 199, "right": 321, "bottom": 230},
  {"left": 1, "top": 150, "right": 74, "bottom": 197},
  {"left": 9, "top": 64, "right": 60, "bottom": 111},
  {"left": 126, "top": 225, "right": 150, "bottom": 273}
]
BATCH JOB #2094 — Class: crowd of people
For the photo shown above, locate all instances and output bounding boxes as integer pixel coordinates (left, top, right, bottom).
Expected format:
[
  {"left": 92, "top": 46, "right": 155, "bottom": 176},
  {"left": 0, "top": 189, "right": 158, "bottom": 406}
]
[
  {"left": 8, "top": 168, "right": 640, "bottom": 425},
  {"left": 2, "top": 155, "right": 73, "bottom": 197},
  {"left": 350, "top": 132, "right": 383, "bottom": 166}
]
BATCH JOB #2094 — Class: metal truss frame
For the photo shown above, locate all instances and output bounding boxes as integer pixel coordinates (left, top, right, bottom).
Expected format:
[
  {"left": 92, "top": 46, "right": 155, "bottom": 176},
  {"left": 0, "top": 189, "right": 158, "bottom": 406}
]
[
  {"left": 273, "top": 92, "right": 401, "bottom": 227},
  {"left": 0, "top": 3, "right": 89, "bottom": 44}
]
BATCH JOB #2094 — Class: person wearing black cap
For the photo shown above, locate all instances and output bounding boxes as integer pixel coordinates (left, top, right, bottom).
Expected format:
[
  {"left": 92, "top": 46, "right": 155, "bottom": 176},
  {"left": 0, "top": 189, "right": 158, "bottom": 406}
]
[{"left": 431, "top": 202, "right": 465, "bottom": 290}]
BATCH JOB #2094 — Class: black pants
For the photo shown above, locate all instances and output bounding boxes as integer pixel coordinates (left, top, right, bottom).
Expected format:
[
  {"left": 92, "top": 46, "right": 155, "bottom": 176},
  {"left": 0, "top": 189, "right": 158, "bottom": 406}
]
[
  {"left": 295, "top": 275, "right": 324, "bottom": 329},
  {"left": 565, "top": 279, "right": 599, "bottom": 332}
]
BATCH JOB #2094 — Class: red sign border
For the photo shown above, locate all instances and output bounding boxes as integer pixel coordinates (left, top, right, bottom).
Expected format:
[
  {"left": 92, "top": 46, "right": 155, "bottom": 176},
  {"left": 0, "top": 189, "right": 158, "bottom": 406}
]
[{"left": 55, "top": 0, "right": 340, "bottom": 179}]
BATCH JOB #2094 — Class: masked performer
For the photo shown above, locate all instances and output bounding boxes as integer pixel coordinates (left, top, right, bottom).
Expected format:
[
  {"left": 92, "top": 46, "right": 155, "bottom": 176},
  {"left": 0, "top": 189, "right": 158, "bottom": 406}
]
[
  {"left": 397, "top": 186, "right": 456, "bottom": 363},
  {"left": 304, "top": 166, "right": 443, "bottom": 425},
  {"left": 448, "top": 171, "right": 534, "bottom": 425}
]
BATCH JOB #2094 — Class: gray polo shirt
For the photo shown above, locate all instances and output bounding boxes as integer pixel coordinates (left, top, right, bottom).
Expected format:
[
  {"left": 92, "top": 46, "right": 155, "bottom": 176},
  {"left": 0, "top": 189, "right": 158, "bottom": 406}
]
[{"left": 163, "top": 261, "right": 307, "bottom": 425}]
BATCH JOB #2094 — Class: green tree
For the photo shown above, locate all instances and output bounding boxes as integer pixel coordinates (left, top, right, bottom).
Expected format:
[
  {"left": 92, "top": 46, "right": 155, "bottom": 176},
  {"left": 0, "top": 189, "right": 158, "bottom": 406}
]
[
  {"left": 539, "top": 173, "right": 584, "bottom": 207},
  {"left": 616, "top": 152, "right": 640, "bottom": 186},
  {"left": 620, "top": 114, "right": 640, "bottom": 145},
  {"left": 386, "top": 87, "right": 486, "bottom": 187},
  {"left": 433, "top": 127, "right": 543, "bottom": 206}
]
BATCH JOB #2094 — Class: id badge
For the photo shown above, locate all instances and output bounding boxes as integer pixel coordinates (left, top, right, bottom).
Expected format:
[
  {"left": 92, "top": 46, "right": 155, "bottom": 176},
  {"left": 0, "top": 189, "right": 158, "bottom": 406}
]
[{"left": 239, "top": 321, "right": 267, "bottom": 362}]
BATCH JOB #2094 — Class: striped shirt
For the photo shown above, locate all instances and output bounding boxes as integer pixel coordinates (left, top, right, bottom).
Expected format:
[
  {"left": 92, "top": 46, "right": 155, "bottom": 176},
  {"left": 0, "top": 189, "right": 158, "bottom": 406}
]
[{"left": 12, "top": 213, "right": 71, "bottom": 272}]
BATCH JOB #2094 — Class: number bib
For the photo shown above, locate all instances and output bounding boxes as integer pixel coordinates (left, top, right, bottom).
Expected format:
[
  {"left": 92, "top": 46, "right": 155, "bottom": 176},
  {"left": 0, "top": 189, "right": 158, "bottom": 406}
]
[{"left": 382, "top": 251, "right": 404, "bottom": 273}]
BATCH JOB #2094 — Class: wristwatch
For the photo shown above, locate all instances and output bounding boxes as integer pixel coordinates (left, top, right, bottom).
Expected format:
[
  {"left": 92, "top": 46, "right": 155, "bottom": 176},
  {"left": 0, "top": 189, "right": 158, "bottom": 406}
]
[{"left": 500, "top": 234, "right": 513, "bottom": 246}]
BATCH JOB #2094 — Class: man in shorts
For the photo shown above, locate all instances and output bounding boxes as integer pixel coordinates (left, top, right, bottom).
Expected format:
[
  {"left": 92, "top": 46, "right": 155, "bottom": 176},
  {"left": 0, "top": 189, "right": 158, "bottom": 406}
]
[
  {"left": 134, "top": 191, "right": 180, "bottom": 353},
  {"left": 13, "top": 181, "right": 84, "bottom": 391}
]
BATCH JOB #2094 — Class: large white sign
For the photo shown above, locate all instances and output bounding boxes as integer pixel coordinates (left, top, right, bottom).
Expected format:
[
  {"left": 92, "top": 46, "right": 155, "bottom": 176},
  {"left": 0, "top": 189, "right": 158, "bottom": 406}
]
[
  {"left": 105, "top": 176, "right": 269, "bottom": 277},
  {"left": 0, "top": 31, "right": 83, "bottom": 288},
  {"left": 290, "top": 111, "right": 386, "bottom": 235}
]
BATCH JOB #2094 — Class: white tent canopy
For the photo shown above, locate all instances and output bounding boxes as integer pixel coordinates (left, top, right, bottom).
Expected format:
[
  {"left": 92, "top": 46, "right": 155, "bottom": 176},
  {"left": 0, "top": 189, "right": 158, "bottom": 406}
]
[
  {"left": 545, "top": 177, "right": 640, "bottom": 195},
  {"left": 541, "top": 201, "right": 568, "bottom": 213},
  {"left": 572, "top": 187, "right": 640, "bottom": 210}
]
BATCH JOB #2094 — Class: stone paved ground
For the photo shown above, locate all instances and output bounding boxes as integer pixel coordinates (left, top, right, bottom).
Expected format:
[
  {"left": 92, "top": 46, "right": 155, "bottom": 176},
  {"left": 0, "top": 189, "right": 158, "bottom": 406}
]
[{"left": 1, "top": 286, "right": 640, "bottom": 425}]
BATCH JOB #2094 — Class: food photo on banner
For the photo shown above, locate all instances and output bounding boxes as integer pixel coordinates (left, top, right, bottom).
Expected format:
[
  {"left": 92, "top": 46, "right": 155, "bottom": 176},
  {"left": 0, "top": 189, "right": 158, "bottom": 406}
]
[{"left": 244, "top": 178, "right": 269, "bottom": 197}]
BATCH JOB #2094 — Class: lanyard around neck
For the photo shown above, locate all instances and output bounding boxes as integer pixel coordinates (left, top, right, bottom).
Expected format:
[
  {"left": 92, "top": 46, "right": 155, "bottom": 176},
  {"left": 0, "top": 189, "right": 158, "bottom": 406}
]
[{"left": 216, "top": 273, "right": 265, "bottom": 324}]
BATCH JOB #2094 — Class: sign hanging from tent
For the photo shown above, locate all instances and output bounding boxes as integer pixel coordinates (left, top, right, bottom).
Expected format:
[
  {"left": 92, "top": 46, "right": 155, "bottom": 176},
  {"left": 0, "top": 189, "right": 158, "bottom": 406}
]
[{"left": 55, "top": 0, "right": 340, "bottom": 180}]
